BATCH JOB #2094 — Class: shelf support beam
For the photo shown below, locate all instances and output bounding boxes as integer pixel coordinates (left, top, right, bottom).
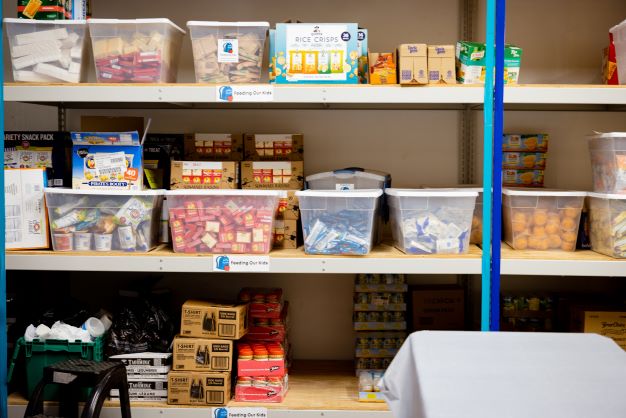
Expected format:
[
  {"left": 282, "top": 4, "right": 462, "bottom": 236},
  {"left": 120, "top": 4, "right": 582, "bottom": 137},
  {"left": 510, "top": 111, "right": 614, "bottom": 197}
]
[{"left": 1, "top": 6, "right": 8, "bottom": 416}]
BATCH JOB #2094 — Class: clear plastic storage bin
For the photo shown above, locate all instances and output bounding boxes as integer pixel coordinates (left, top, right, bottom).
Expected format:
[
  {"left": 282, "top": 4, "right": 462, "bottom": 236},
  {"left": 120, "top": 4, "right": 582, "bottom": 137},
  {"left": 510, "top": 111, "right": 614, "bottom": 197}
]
[
  {"left": 88, "top": 18, "right": 185, "bottom": 83},
  {"left": 187, "top": 21, "right": 269, "bottom": 83},
  {"left": 306, "top": 168, "right": 391, "bottom": 190},
  {"left": 588, "top": 193, "right": 626, "bottom": 258},
  {"left": 297, "top": 190, "right": 382, "bottom": 255},
  {"left": 588, "top": 132, "right": 626, "bottom": 194},
  {"left": 4, "top": 18, "right": 87, "bottom": 83},
  {"left": 165, "top": 190, "right": 281, "bottom": 254},
  {"left": 386, "top": 189, "right": 477, "bottom": 255},
  {"left": 503, "top": 188, "right": 586, "bottom": 251},
  {"left": 45, "top": 189, "right": 164, "bottom": 252}
]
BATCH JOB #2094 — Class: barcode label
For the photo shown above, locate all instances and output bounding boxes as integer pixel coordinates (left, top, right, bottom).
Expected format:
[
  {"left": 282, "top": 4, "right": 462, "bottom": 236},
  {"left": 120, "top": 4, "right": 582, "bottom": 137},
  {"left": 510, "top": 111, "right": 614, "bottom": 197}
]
[
  {"left": 211, "top": 356, "right": 229, "bottom": 370},
  {"left": 94, "top": 152, "right": 126, "bottom": 179},
  {"left": 218, "top": 324, "right": 236, "bottom": 338},
  {"left": 206, "top": 390, "right": 224, "bottom": 404}
]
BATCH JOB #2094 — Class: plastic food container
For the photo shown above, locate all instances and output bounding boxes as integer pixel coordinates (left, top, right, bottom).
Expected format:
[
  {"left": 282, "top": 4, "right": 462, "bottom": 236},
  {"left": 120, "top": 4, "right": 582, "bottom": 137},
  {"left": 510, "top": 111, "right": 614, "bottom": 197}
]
[
  {"left": 588, "top": 132, "right": 626, "bottom": 194},
  {"left": 166, "top": 190, "right": 281, "bottom": 254},
  {"left": 588, "top": 193, "right": 626, "bottom": 258},
  {"left": 386, "top": 189, "right": 477, "bottom": 254},
  {"left": 297, "top": 190, "right": 382, "bottom": 255},
  {"left": 88, "top": 18, "right": 185, "bottom": 83},
  {"left": 503, "top": 188, "right": 586, "bottom": 251},
  {"left": 44, "top": 188, "right": 164, "bottom": 252},
  {"left": 187, "top": 21, "right": 269, "bottom": 83},
  {"left": 306, "top": 168, "right": 391, "bottom": 190},
  {"left": 4, "top": 18, "right": 87, "bottom": 83}
]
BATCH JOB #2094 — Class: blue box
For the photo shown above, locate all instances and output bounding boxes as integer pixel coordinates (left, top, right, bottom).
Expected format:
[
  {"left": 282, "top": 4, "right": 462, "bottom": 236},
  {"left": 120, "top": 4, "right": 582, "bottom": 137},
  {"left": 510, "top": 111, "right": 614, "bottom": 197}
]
[{"left": 274, "top": 23, "right": 360, "bottom": 84}]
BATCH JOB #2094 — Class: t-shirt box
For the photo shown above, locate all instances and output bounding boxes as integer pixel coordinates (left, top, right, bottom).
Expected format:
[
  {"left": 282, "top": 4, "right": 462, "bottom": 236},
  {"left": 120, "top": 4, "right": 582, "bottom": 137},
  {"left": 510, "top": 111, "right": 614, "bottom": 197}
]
[
  {"left": 143, "top": 133, "right": 185, "bottom": 190},
  {"left": 411, "top": 286, "right": 465, "bottom": 331},
  {"left": 241, "top": 161, "right": 304, "bottom": 190},
  {"left": 167, "top": 371, "right": 231, "bottom": 406},
  {"left": 244, "top": 134, "right": 304, "bottom": 161},
  {"left": 5, "top": 168, "right": 49, "bottom": 250},
  {"left": 184, "top": 134, "right": 244, "bottom": 162},
  {"left": 181, "top": 300, "right": 248, "bottom": 340},
  {"left": 5, "top": 131, "right": 71, "bottom": 188},
  {"left": 584, "top": 311, "right": 626, "bottom": 350},
  {"left": 170, "top": 161, "right": 239, "bottom": 190},
  {"left": 173, "top": 336, "right": 233, "bottom": 372}
]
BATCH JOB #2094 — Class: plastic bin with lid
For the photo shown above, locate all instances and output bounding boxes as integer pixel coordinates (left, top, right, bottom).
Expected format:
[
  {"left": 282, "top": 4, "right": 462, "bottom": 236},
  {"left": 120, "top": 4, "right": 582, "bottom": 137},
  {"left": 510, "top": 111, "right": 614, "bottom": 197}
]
[
  {"left": 503, "top": 188, "right": 586, "bottom": 251},
  {"left": 386, "top": 189, "right": 477, "bottom": 255},
  {"left": 588, "top": 132, "right": 626, "bottom": 194},
  {"left": 588, "top": 192, "right": 626, "bottom": 258},
  {"left": 187, "top": 21, "right": 269, "bottom": 83},
  {"left": 45, "top": 188, "right": 164, "bottom": 252},
  {"left": 306, "top": 168, "right": 391, "bottom": 190},
  {"left": 4, "top": 18, "right": 88, "bottom": 83},
  {"left": 297, "top": 190, "right": 382, "bottom": 255},
  {"left": 88, "top": 18, "right": 185, "bottom": 83},
  {"left": 166, "top": 190, "right": 282, "bottom": 254}
]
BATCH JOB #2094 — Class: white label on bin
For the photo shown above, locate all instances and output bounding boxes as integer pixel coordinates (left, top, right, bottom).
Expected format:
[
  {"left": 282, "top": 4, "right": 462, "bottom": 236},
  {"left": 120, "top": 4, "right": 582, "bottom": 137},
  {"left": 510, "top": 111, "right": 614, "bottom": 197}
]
[
  {"left": 216, "top": 85, "right": 274, "bottom": 102},
  {"left": 218, "top": 39, "right": 239, "bottom": 63},
  {"left": 213, "top": 255, "right": 270, "bottom": 272},
  {"left": 212, "top": 408, "right": 268, "bottom": 418},
  {"left": 94, "top": 152, "right": 126, "bottom": 180},
  {"left": 336, "top": 183, "right": 355, "bottom": 191}
]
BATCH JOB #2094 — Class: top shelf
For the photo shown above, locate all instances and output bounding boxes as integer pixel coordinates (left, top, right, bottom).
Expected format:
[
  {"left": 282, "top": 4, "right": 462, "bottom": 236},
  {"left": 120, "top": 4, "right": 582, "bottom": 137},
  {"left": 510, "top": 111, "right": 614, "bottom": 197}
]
[{"left": 4, "top": 83, "right": 626, "bottom": 110}]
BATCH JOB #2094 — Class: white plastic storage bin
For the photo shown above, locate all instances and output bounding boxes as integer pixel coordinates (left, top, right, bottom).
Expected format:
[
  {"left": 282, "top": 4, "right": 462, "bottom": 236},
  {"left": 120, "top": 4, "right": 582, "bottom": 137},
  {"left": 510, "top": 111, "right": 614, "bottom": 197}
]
[
  {"left": 187, "top": 21, "right": 269, "bottom": 83},
  {"left": 165, "top": 190, "right": 281, "bottom": 254},
  {"left": 306, "top": 169, "right": 391, "bottom": 190},
  {"left": 610, "top": 19, "right": 626, "bottom": 85},
  {"left": 588, "top": 132, "right": 626, "bottom": 194},
  {"left": 386, "top": 189, "right": 477, "bottom": 255},
  {"left": 4, "top": 18, "right": 87, "bottom": 83},
  {"left": 588, "top": 193, "right": 626, "bottom": 258},
  {"left": 44, "top": 189, "right": 164, "bottom": 252},
  {"left": 88, "top": 18, "right": 185, "bottom": 83},
  {"left": 503, "top": 188, "right": 586, "bottom": 251},
  {"left": 297, "top": 190, "right": 382, "bottom": 255}
]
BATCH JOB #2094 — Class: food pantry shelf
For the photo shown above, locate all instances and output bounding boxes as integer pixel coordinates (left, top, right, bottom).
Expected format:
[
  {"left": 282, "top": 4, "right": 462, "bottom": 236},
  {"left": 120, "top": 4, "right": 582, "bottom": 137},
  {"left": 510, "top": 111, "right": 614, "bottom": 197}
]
[{"left": 7, "top": 361, "right": 391, "bottom": 418}]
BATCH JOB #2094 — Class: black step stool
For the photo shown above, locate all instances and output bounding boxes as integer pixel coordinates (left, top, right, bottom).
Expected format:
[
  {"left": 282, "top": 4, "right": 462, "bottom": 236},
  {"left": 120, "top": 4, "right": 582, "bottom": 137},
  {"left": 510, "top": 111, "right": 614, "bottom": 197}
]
[{"left": 25, "top": 359, "right": 131, "bottom": 418}]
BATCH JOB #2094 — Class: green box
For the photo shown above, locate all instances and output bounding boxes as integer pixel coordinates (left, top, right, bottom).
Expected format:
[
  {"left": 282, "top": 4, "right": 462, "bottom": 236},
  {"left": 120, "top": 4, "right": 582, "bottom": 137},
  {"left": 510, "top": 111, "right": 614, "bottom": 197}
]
[
  {"left": 455, "top": 41, "right": 522, "bottom": 84},
  {"left": 17, "top": 0, "right": 69, "bottom": 20},
  {"left": 9, "top": 337, "right": 104, "bottom": 400}
]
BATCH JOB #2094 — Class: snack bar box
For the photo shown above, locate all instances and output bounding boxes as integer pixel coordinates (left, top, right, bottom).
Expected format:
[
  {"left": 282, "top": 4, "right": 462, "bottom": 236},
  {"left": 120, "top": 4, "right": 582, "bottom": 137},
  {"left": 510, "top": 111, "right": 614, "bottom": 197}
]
[
  {"left": 588, "top": 132, "right": 626, "bottom": 194},
  {"left": 44, "top": 188, "right": 164, "bottom": 253},
  {"left": 244, "top": 134, "right": 304, "bottom": 161},
  {"left": 88, "top": 18, "right": 185, "bottom": 83},
  {"left": 187, "top": 21, "right": 269, "bottom": 84},
  {"left": 588, "top": 193, "right": 626, "bottom": 258},
  {"left": 180, "top": 300, "right": 248, "bottom": 340},
  {"left": 502, "top": 188, "right": 586, "bottom": 251},
  {"left": 5, "top": 18, "right": 88, "bottom": 83}
]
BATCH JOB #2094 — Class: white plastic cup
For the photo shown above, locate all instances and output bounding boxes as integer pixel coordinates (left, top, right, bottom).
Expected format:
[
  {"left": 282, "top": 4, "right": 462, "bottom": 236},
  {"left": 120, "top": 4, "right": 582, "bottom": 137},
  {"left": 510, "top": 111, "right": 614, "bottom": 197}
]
[
  {"left": 74, "top": 232, "right": 93, "bottom": 251},
  {"left": 82, "top": 317, "right": 105, "bottom": 338},
  {"left": 53, "top": 233, "right": 74, "bottom": 251},
  {"left": 94, "top": 233, "right": 113, "bottom": 251},
  {"left": 99, "top": 313, "right": 113, "bottom": 332},
  {"left": 118, "top": 225, "right": 136, "bottom": 250}
]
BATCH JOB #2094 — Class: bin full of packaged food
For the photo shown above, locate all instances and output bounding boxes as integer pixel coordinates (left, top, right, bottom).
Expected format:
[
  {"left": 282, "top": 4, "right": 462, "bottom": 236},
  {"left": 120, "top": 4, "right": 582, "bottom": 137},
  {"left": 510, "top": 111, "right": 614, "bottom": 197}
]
[
  {"left": 296, "top": 190, "right": 382, "bottom": 255},
  {"left": 588, "top": 193, "right": 626, "bottom": 258},
  {"left": 386, "top": 189, "right": 477, "bottom": 255},
  {"left": 588, "top": 132, "right": 626, "bottom": 194},
  {"left": 187, "top": 21, "right": 269, "bottom": 83},
  {"left": 503, "top": 188, "right": 586, "bottom": 251},
  {"left": 44, "top": 188, "right": 164, "bottom": 252},
  {"left": 165, "top": 190, "right": 281, "bottom": 254}
]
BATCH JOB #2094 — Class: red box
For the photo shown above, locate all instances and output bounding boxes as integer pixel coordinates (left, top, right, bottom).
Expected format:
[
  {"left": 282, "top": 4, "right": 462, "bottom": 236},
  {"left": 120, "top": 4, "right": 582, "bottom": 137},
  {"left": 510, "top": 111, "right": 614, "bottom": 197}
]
[
  {"left": 239, "top": 288, "right": 284, "bottom": 319},
  {"left": 244, "top": 303, "right": 288, "bottom": 342},
  {"left": 237, "top": 359, "right": 286, "bottom": 377},
  {"left": 234, "top": 376, "right": 288, "bottom": 403}
]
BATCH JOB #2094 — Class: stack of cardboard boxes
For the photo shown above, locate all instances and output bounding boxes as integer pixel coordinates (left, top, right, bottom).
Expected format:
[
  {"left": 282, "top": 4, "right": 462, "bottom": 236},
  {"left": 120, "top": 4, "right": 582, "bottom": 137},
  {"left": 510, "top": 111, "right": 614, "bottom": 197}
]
[
  {"left": 369, "top": 44, "right": 456, "bottom": 85},
  {"left": 108, "top": 352, "right": 172, "bottom": 402}
]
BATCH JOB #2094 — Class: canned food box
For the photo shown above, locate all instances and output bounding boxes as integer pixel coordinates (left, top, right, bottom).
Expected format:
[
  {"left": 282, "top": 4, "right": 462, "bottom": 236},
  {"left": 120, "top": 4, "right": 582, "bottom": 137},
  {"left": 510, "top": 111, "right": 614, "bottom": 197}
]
[
  {"left": 503, "top": 169, "right": 545, "bottom": 188},
  {"left": 503, "top": 188, "right": 586, "bottom": 251},
  {"left": 502, "top": 152, "right": 547, "bottom": 170},
  {"left": 588, "top": 192, "right": 626, "bottom": 258},
  {"left": 502, "top": 134, "right": 549, "bottom": 152},
  {"left": 44, "top": 188, "right": 164, "bottom": 253},
  {"left": 588, "top": 132, "right": 626, "bottom": 194}
]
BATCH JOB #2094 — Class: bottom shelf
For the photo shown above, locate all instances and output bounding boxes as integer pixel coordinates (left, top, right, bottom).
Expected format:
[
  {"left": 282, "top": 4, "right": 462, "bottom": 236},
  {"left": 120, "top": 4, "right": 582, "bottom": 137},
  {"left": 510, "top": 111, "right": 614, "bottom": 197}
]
[{"left": 8, "top": 361, "right": 391, "bottom": 418}]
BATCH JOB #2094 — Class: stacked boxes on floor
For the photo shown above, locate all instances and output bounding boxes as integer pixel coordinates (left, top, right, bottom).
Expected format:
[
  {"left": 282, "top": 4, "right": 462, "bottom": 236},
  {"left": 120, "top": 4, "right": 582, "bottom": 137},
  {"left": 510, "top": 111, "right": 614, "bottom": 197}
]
[
  {"left": 168, "top": 300, "right": 248, "bottom": 406},
  {"left": 354, "top": 274, "right": 407, "bottom": 402},
  {"left": 235, "top": 288, "right": 289, "bottom": 402},
  {"left": 108, "top": 352, "right": 171, "bottom": 402},
  {"left": 502, "top": 134, "right": 549, "bottom": 188}
]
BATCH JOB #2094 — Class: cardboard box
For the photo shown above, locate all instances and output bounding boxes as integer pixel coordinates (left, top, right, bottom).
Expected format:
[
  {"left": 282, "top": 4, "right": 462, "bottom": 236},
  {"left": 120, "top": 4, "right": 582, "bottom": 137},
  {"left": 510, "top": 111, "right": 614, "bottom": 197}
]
[
  {"left": 5, "top": 168, "right": 49, "bottom": 250},
  {"left": 584, "top": 311, "right": 626, "bottom": 350},
  {"left": 397, "top": 44, "right": 427, "bottom": 85},
  {"left": 143, "top": 133, "right": 185, "bottom": 190},
  {"left": 502, "top": 134, "right": 549, "bottom": 153},
  {"left": 241, "top": 161, "right": 304, "bottom": 190},
  {"left": 167, "top": 371, "right": 231, "bottom": 406},
  {"left": 502, "top": 152, "right": 547, "bottom": 170},
  {"left": 273, "top": 23, "right": 360, "bottom": 84},
  {"left": 173, "top": 336, "right": 233, "bottom": 372},
  {"left": 357, "top": 29, "right": 368, "bottom": 84},
  {"left": 181, "top": 300, "right": 248, "bottom": 340},
  {"left": 277, "top": 190, "right": 300, "bottom": 220},
  {"left": 456, "top": 41, "right": 522, "bottom": 84},
  {"left": 244, "top": 134, "right": 304, "bottom": 161},
  {"left": 411, "top": 286, "right": 465, "bottom": 331},
  {"left": 369, "top": 52, "right": 397, "bottom": 85},
  {"left": 427, "top": 45, "right": 456, "bottom": 84},
  {"left": 5, "top": 131, "right": 71, "bottom": 188},
  {"left": 18, "top": 0, "right": 68, "bottom": 19},
  {"left": 273, "top": 219, "right": 300, "bottom": 249},
  {"left": 110, "top": 377, "right": 168, "bottom": 398},
  {"left": 109, "top": 352, "right": 172, "bottom": 375},
  {"left": 184, "top": 134, "right": 243, "bottom": 161},
  {"left": 170, "top": 161, "right": 239, "bottom": 190}
]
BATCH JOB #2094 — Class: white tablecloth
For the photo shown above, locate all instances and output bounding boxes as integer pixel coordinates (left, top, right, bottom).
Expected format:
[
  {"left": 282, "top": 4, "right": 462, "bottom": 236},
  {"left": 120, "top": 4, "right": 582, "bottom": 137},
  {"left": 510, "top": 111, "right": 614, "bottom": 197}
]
[{"left": 381, "top": 331, "right": 626, "bottom": 418}]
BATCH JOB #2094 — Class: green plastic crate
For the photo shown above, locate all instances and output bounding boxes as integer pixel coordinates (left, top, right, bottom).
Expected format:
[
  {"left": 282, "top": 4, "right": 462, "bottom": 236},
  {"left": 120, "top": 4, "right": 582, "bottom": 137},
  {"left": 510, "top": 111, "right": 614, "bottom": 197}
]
[{"left": 9, "top": 336, "right": 104, "bottom": 401}]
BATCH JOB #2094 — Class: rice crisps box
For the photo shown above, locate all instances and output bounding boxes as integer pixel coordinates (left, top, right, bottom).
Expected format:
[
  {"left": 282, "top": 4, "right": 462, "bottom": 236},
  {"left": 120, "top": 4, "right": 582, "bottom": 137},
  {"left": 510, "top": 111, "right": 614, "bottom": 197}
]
[
  {"left": 274, "top": 23, "right": 359, "bottom": 84},
  {"left": 71, "top": 130, "right": 146, "bottom": 190}
]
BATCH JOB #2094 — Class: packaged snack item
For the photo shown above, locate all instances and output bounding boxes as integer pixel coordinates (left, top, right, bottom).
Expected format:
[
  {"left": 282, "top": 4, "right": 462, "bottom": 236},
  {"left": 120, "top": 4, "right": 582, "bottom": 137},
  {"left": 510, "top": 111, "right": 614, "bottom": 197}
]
[
  {"left": 427, "top": 45, "right": 456, "bottom": 84},
  {"left": 502, "top": 152, "right": 547, "bottom": 170},
  {"left": 603, "top": 32, "right": 619, "bottom": 85},
  {"left": 358, "top": 370, "right": 385, "bottom": 402},
  {"left": 167, "top": 371, "right": 230, "bottom": 406},
  {"left": 357, "top": 29, "right": 368, "bottom": 84},
  {"left": 610, "top": 19, "right": 626, "bottom": 85},
  {"left": 237, "top": 342, "right": 286, "bottom": 377},
  {"left": 588, "top": 193, "right": 626, "bottom": 258},
  {"left": 169, "top": 161, "right": 239, "bottom": 190},
  {"left": 241, "top": 161, "right": 304, "bottom": 190},
  {"left": 397, "top": 44, "right": 427, "bottom": 85},
  {"left": 369, "top": 52, "right": 397, "bottom": 85},
  {"left": 5, "top": 169, "right": 49, "bottom": 250},
  {"left": 17, "top": 0, "right": 68, "bottom": 20},
  {"left": 456, "top": 41, "right": 522, "bottom": 84},
  {"left": 143, "top": 133, "right": 185, "bottom": 190},
  {"left": 503, "top": 169, "right": 544, "bottom": 188},
  {"left": 588, "top": 132, "right": 626, "bottom": 194},
  {"left": 502, "top": 134, "right": 549, "bottom": 152},
  {"left": 184, "top": 134, "right": 243, "bottom": 162},
  {"left": 244, "top": 134, "right": 304, "bottom": 161},
  {"left": 234, "top": 374, "right": 288, "bottom": 403}
]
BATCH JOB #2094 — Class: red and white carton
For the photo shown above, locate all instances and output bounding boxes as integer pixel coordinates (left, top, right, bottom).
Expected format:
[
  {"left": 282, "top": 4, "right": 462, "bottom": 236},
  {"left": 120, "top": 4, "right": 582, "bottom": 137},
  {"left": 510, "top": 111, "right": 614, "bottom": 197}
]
[{"left": 234, "top": 375, "right": 288, "bottom": 403}]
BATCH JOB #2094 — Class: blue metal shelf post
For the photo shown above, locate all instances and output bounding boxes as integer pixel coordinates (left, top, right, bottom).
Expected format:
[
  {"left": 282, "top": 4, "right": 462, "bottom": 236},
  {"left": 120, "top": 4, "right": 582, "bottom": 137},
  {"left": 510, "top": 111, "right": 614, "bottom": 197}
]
[{"left": 1, "top": 8, "right": 8, "bottom": 417}]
